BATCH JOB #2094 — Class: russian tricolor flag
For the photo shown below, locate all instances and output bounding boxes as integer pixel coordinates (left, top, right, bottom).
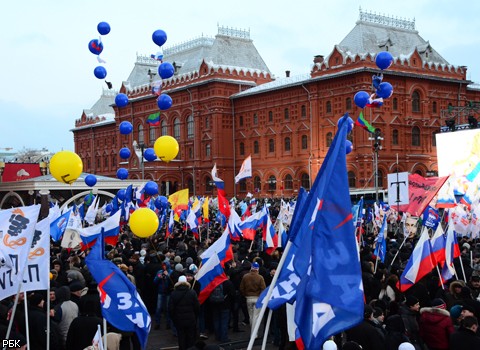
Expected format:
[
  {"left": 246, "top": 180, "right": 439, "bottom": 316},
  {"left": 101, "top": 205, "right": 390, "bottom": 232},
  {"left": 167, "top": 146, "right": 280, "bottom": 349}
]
[
  {"left": 196, "top": 253, "right": 227, "bottom": 304},
  {"left": 398, "top": 228, "right": 435, "bottom": 292},
  {"left": 200, "top": 226, "right": 233, "bottom": 266},
  {"left": 79, "top": 211, "right": 121, "bottom": 248},
  {"left": 239, "top": 210, "right": 265, "bottom": 240},
  {"left": 262, "top": 206, "right": 278, "bottom": 254}
]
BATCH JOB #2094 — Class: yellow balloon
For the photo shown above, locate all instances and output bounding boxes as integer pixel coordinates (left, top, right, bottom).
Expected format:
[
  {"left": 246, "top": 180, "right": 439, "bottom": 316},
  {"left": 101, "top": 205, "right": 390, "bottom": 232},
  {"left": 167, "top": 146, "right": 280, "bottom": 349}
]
[
  {"left": 154, "top": 135, "right": 179, "bottom": 162},
  {"left": 129, "top": 208, "right": 159, "bottom": 238},
  {"left": 49, "top": 151, "right": 83, "bottom": 184}
]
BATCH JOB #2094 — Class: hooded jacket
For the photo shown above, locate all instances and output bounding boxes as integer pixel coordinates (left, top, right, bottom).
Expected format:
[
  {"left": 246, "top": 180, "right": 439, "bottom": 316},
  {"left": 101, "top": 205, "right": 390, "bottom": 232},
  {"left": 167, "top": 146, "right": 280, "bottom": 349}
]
[{"left": 419, "top": 307, "right": 454, "bottom": 350}]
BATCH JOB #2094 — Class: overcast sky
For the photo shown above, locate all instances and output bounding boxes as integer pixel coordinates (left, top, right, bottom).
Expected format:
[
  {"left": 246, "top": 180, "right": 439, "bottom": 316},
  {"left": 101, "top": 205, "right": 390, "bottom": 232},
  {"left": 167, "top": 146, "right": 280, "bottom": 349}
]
[{"left": 2, "top": 0, "right": 480, "bottom": 154}]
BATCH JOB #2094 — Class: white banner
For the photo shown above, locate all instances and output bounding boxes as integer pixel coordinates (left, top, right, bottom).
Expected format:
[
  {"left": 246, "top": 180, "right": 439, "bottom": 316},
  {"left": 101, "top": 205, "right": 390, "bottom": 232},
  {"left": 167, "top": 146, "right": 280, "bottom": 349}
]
[
  {"left": 235, "top": 155, "right": 252, "bottom": 184},
  {"left": 22, "top": 217, "right": 50, "bottom": 292},
  {"left": 0, "top": 205, "right": 41, "bottom": 299}
]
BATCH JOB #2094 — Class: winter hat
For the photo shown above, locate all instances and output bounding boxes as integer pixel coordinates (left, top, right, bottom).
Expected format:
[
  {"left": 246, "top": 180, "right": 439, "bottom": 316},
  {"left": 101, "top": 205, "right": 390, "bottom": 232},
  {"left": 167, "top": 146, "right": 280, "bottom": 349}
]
[
  {"left": 251, "top": 262, "right": 260, "bottom": 270},
  {"left": 405, "top": 295, "right": 419, "bottom": 307},
  {"left": 450, "top": 305, "right": 463, "bottom": 319},
  {"left": 28, "top": 292, "right": 45, "bottom": 307},
  {"left": 69, "top": 280, "right": 86, "bottom": 292},
  {"left": 186, "top": 257, "right": 193, "bottom": 265},
  {"left": 322, "top": 340, "right": 337, "bottom": 350},
  {"left": 174, "top": 256, "right": 182, "bottom": 263},
  {"left": 364, "top": 304, "right": 374, "bottom": 319},
  {"left": 398, "top": 342, "right": 415, "bottom": 350},
  {"left": 460, "top": 286, "right": 472, "bottom": 299},
  {"left": 178, "top": 275, "right": 187, "bottom": 283},
  {"left": 431, "top": 298, "right": 447, "bottom": 309},
  {"left": 175, "top": 263, "right": 184, "bottom": 272},
  {"left": 189, "top": 264, "right": 198, "bottom": 274},
  {"left": 463, "top": 243, "right": 471, "bottom": 250},
  {"left": 140, "top": 249, "right": 146, "bottom": 257}
]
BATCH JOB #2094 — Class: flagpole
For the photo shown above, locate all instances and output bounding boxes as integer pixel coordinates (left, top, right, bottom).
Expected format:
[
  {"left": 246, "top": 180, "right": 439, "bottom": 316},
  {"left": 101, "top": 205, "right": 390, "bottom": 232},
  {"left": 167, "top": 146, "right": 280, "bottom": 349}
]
[
  {"left": 103, "top": 318, "right": 108, "bottom": 350},
  {"left": 46, "top": 282, "right": 51, "bottom": 350},
  {"left": 260, "top": 309, "right": 273, "bottom": 350},
  {"left": 23, "top": 291, "right": 30, "bottom": 350},
  {"left": 388, "top": 235, "right": 408, "bottom": 272},
  {"left": 435, "top": 265, "right": 445, "bottom": 290},
  {"left": 458, "top": 253, "right": 467, "bottom": 283},
  {"left": 246, "top": 239, "right": 294, "bottom": 350}
]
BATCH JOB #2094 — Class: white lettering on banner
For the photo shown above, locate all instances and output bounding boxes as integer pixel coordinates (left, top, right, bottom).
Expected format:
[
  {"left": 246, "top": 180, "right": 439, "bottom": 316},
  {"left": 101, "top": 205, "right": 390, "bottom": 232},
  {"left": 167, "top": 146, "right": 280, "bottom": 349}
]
[
  {"left": 329, "top": 275, "right": 362, "bottom": 303},
  {"left": 312, "top": 303, "right": 335, "bottom": 337},
  {"left": 126, "top": 312, "right": 146, "bottom": 328}
]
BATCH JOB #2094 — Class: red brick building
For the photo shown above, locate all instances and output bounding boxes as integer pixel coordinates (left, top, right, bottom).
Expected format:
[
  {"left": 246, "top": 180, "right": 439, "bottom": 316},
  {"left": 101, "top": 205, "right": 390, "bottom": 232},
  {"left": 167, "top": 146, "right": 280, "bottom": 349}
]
[{"left": 73, "top": 11, "right": 480, "bottom": 199}]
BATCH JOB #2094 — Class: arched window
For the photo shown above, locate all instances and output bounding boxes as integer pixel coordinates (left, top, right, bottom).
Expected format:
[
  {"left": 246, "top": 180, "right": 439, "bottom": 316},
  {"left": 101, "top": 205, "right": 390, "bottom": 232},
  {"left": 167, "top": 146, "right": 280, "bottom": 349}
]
[
  {"left": 346, "top": 97, "right": 352, "bottom": 110},
  {"left": 412, "top": 126, "right": 421, "bottom": 146},
  {"left": 326, "top": 101, "right": 332, "bottom": 113},
  {"left": 432, "top": 101, "right": 437, "bottom": 114},
  {"left": 149, "top": 126, "right": 156, "bottom": 145},
  {"left": 187, "top": 177, "right": 194, "bottom": 194},
  {"left": 173, "top": 118, "right": 180, "bottom": 139},
  {"left": 269, "top": 139, "right": 275, "bottom": 153},
  {"left": 301, "top": 105, "right": 307, "bottom": 118},
  {"left": 348, "top": 171, "right": 356, "bottom": 188},
  {"left": 254, "top": 176, "right": 261, "bottom": 192},
  {"left": 104, "top": 157, "right": 109, "bottom": 168},
  {"left": 205, "top": 143, "right": 211, "bottom": 157},
  {"left": 412, "top": 91, "right": 421, "bottom": 112},
  {"left": 205, "top": 176, "right": 213, "bottom": 193},
  {"left": 284, "top": 108, "right": 289, "bottom": 120},
  {"left": 268, "top": 175, "right": 277, "bottom": 191},
  {"left": 205, "top": 116, "right": 210, "bottom": 129},
  {"left": 268, "top": 111, "right": 273, "bottom": 122},
  {"left": 326, "top": 132, "right": 333, "bottom": 147},
  {"left": 301, "top": 135, "right": 308, "bottom": 149},
  {"left": 111, "top": 155, "right": 116, "bottom": 167},
  {"left": 239, "top": 116, "right": 244, "bottom": 127},
  {"left": 284, "top": 137, "right": 291, "bottom": 152},
  {"left": 161, "top": 120, "right": 168, "bottom": 136},
  {"left": 138, "top": 124, "right": 144, "bottom": 144},
  {"left": 239, "top": 142, "right": 245, "bottom": 155},
  {"left": 253, "top": 140, "right": 259, "bottom": 154},
  {"left": 301, "top": 173, "right": 310, "bottom": 190},
  {"left": 187, "top": 115, "right": 194, "bottom": 139},
  {"left": 284, "top": 174, "right": 293, "bottom": 190},
  {"left": 393, "top": 97, "right": 398, "bottom": 111},
  {"left": 239, "top": 181, "right": 247, "bottom": 192},
  {"left": 392, "top": 129, "right": 399, "bottom": 145},
  {"left": 253, "top": 113, "right": 258, "bottom": 125}
]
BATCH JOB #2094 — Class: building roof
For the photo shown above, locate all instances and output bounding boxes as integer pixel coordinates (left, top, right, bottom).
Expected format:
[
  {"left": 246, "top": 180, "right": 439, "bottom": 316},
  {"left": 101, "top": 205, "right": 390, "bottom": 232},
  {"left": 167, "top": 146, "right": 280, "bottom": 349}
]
[
  {"left": 337, "top": 9, "right": 450, "bottom": 65},
  {"left": 124, "top": 25, "right": 271, "bottom": 89},
  {"left": 83, "top": 89, "right": 116, "bottom": 118}
]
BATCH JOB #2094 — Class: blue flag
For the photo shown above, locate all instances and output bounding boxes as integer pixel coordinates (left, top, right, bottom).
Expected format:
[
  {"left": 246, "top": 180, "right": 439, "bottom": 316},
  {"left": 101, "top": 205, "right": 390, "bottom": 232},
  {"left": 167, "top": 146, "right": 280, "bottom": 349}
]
[
  {"left": 294, "top": 114, "right": 363, "bottom": 349},
  {"left": 256, "top": 187, "right": 308, "bottom": 310},
  {"left": 50, "top": 209, "right": 71, "bottom": 242},
  {"left": 85, "top": 232, "right": 151, "bottom": 349},
  {"left": 373, "top": 216, "right": 387, "bottom": 263}
]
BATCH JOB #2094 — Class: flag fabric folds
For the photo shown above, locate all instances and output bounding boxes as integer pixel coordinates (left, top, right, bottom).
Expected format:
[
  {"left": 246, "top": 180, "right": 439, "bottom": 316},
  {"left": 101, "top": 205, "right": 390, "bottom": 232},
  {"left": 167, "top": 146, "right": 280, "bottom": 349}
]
[
  {"left": 166, "top": 209, "right": 174, "bottom": 239},
  {"left": 355, "top": 111, "right": 375, "bottom": 134},
  {"left": 200, "top": 226, "right": 233, "bottom": 266},
  {"left": 235, "top": 155, "right": 252, "bottom": 184},
  {"left": 50, "top": 208, "right": 71, "bottom": 242},
  {"left": 79, "top": 211, "right": 121, "bottom": 247},
  {"left": 196, "top": 253, "right": 228, "bottom": 304},
  {"left": 294, "top": 114, "right": 364, "bottom": 349},
  {"left": 168, "top": 189, "right": 189, "bottom": 221},
  {"left": 212, "top": 164, "right": 231, "bottom": 220},
  {"left": 86, "top": 233, "right": 151, "bottom": 349},
  {"left": 146, "top": 112, "right": 160, "bottom": 126},
  {"left": 374, "top": 217, "right": 387, "bottom": 263},
  {"left": 398, "top": 228, "right": 436, "bottom": 292}
]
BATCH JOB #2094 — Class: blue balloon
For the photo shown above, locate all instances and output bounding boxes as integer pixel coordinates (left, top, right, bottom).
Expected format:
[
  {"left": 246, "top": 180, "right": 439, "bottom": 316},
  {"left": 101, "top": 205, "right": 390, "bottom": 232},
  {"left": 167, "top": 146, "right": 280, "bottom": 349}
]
[
  {"left": 152, "top": 29, "right": 167, "bottom": 47},
  {"left": 105, "top": 203, "right": 113, "bottom": 213},
  {"left": 154, "top": 196, "right": 168, "bottom": 209},
  {"left": 157, "top": 94, "right": 172, "bottom": 110},
  {"left": 115, "top": 93, "right": 129, "bottom": 108},
  {"left": 354, "top": 91, "right": 370, "bottom": 109},
  {"left": 97, "top": 22, "right": 111, "bottom": 35},
  {"left": 94, "top": 66, "right": 107, "bottom": 79},
  {"left": 375, "top": 51, "right": 393, "bottom": 70},
  {"left": 119, "top": 147, "right": 131, "bottom": 159},
  {"left": 116, "top": 168, "right": 129, "bottom": 180},
  {"left": 88, "top": 39, "right": 103, "bottom": 55},
  {"left": 144, "top": 181, "right": 159, "bottom": 196},
  {"left": 376, "top": 82, "right": 393, "bottom": 99},
  {"left": 84, "top": 193, "right": 95, "bottom": 206},
  {"left": 345, "top": 140, "right": 353, "bottom": 154},
  {"left": 84, "top": 174, "right": 97, "bottom": 187},
  {"left": 119, "top": 121, "right": 133, "bottom": 135},
  {"left": 117, "top": 189, "right": 126, "bottom": 201},
  {"left": 144, "top": 148, "right": 157, "bottom": 161},
  {"left": 158, "top": 62, "right": 174, "bottom": 79}
]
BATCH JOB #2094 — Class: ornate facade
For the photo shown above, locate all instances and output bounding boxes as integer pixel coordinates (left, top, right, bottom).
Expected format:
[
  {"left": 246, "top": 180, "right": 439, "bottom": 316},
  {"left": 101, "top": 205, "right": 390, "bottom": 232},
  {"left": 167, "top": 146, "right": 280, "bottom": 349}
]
[{"left": 73, "top": 12, "right": 480, "bottom": 199}]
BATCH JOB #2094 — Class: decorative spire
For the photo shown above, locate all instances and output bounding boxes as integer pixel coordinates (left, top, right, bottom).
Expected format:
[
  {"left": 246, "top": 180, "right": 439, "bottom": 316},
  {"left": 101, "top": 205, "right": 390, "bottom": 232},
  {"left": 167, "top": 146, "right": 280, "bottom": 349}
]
[{"left": 359, "top": 8, "right": 415, "bottom": 31}]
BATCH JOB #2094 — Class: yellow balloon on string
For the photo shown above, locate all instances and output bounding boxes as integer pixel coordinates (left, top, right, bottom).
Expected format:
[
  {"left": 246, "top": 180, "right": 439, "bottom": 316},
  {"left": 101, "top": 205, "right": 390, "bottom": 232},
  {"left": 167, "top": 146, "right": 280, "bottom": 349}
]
[
  {"left": 129, "top": 208, "right": 159, "bottom": 238},
  {"left": 154, "top": 135, "right": 179, "bottom": 162},
  {"left": 49, "top": 151, "right": 83, "bottom": 184}
]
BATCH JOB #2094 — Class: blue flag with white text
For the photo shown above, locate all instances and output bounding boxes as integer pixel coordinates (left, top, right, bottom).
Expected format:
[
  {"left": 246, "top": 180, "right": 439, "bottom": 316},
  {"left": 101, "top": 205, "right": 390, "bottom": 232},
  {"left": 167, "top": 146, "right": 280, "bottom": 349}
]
[
  {"left": 373, "top": 216, "right": 387, "bottom": 263},
  {"left": 85, "top": 232, "right": 151, "bottom": 349},
  {"left": 294, "top": 114, "right": 363, "bottom": 349}
]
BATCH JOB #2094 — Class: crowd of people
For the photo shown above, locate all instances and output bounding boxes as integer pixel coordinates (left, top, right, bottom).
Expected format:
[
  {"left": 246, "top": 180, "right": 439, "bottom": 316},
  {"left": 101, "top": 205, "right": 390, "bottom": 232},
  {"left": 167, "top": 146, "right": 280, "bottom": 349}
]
[{"left": 2, "top": 198, "right": 480, "bottom": 350}]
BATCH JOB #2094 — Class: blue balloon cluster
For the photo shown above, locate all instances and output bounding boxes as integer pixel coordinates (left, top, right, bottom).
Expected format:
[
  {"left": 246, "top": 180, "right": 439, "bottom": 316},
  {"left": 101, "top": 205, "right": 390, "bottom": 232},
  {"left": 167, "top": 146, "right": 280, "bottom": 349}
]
[
  {"left": 354, "top": 51, "right": 394, "bottom": 109},
  {"left": 151, "top": 29, "right": 175, "bottom": 112},
  {"left": 88, "top": 22, "right": 110, "bottom": 80}
]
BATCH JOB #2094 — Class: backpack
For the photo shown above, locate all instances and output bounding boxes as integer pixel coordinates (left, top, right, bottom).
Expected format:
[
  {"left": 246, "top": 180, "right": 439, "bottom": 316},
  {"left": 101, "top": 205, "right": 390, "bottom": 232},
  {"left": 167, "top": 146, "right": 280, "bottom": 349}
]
[{"left": 209, "top": 283, "right": 225, "bottom": 303}]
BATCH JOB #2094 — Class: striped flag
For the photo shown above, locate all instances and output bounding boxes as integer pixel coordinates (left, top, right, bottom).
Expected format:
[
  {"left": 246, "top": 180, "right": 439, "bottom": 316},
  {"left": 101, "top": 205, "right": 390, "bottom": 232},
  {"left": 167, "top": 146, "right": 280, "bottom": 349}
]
[
  {"left": 146, "top": 112, "right": 160, "bottom": 126},
  {"left": 355, "top": 111, "right": 375, "bottom": 134}
]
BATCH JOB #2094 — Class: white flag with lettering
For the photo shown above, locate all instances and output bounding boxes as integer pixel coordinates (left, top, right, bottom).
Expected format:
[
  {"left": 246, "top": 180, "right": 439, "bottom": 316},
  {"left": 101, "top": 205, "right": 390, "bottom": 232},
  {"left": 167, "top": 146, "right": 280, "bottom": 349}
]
[{"left": 235, "top": 155, "right": 252, "bottom": 184}]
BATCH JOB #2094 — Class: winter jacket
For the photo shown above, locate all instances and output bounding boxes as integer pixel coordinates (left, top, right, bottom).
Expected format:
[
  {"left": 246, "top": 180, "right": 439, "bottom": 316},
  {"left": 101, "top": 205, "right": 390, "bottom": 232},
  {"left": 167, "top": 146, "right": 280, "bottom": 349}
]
[
  {"left": 168, "top": 281, "right": 199, "bottom": 326},
  {"left": 419, "top": 307, "right": 454, "bottom": 350},
  {"left": 449, "top": 327, "right": 480, "bottom": 349},
  {"left": 239, "top": 270, "right": 266, "bottom": 297},
  {"left": 345, "top": 319, "right": 386, "bottom": 350}
]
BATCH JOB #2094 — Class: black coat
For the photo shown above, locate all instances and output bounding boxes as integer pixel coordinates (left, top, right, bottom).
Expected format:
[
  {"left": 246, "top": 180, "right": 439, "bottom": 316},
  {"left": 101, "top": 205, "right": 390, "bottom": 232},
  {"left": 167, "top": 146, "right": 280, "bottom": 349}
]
[
  {"left": 345, "top": 319, "right": 385, "bottom": 350},
  {"left": 449, "top": 327, "right": 480, "bottom": 349},
  {"left": 65, "top": 315, "right": 103, "bottom": 350},
  {"left": 168, "top": 282, "right": 199, "bottom": 326}
]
